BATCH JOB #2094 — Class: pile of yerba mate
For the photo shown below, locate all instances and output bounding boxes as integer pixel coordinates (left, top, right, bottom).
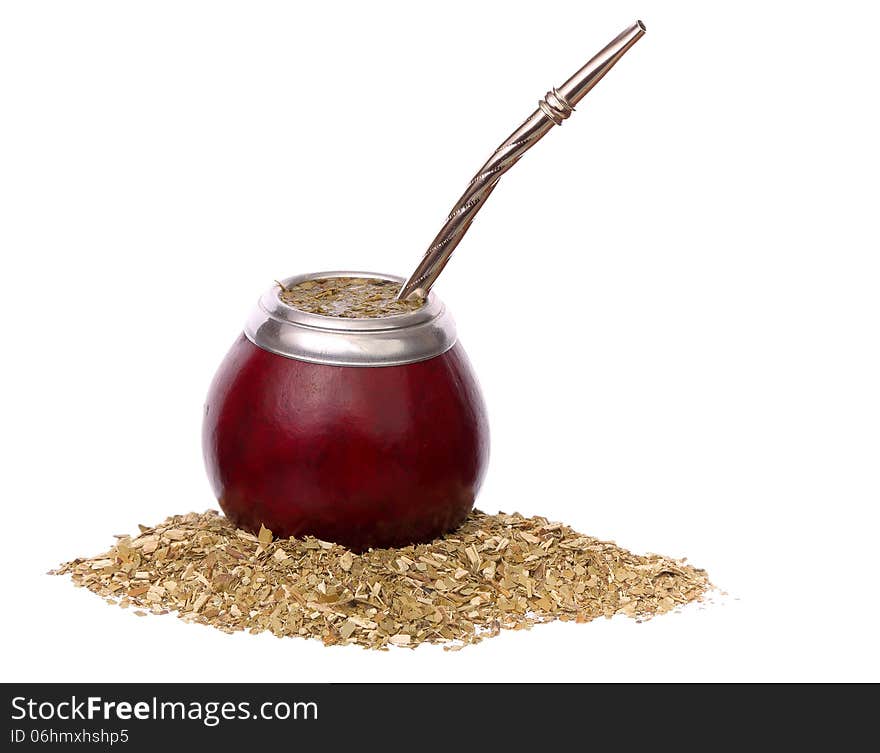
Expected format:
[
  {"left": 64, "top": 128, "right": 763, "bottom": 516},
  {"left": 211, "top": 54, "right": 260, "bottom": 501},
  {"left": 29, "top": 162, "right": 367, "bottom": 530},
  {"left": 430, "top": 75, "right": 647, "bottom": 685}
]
[{"left": 52, "top": 510, "right": 710, "bottom": 649}]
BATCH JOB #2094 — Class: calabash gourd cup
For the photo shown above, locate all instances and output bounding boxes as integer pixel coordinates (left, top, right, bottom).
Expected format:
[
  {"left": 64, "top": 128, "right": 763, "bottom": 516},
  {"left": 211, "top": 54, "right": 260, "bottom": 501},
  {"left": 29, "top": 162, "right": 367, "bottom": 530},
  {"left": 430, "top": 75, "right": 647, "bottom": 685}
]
[
  {"left": 202, "top": 21, "right": 645, "bottom": 552},
  {"left": 203, "top": 271, "right": 489, "bottom": 552}
]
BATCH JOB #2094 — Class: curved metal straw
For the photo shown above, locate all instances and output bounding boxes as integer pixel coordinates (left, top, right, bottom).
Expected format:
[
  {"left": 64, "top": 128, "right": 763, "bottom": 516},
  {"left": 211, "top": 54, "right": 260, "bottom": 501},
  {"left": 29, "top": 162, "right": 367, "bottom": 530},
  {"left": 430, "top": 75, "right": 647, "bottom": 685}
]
[{"left": 397, "top": 20, "right": 646, "bottom": 301}]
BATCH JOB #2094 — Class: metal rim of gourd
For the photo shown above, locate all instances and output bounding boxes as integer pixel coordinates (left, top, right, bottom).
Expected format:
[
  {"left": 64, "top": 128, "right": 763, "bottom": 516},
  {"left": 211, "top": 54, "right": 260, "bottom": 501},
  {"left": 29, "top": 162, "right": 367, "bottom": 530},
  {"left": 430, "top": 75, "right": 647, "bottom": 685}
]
[{"left": 244, "top": 270, "right": 457, "bottom": 368}]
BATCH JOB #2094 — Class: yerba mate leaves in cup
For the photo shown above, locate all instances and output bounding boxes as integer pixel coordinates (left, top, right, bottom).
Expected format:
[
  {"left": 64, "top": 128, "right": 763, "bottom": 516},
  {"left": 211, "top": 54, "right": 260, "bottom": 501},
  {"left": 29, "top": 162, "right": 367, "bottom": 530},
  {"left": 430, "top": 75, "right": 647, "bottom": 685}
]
[
  {"left": 52, "top": 510, "right": 711, "bottom": 650},
  {"left": 279, "top": 277, "right": 425, "bottom": 318}
]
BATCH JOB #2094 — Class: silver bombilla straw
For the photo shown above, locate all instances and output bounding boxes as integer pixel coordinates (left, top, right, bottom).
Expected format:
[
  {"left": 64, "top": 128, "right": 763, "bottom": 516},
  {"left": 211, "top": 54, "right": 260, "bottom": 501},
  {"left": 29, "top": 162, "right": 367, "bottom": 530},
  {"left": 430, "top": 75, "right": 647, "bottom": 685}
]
[{"left": 397, "top": 20, "right": 646, "bottom": 301}]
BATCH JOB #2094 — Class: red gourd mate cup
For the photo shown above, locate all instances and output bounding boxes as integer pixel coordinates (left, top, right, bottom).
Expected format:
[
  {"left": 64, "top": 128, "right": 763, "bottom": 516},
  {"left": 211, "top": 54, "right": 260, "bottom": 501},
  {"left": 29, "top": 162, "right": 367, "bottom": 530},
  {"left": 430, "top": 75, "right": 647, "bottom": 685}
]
[
  {"left": 203, "top": 21, "right": 646, "bottom": 552},
  {"left": 202, "top": 271, "right": 489, "bottom": 552}
]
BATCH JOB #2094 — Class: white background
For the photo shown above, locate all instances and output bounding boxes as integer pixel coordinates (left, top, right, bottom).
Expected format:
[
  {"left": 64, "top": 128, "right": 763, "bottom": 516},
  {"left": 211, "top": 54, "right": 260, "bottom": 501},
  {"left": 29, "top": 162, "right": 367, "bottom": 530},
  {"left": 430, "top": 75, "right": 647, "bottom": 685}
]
[{"left": 1, "top": 1, "right": 878, "bottom": 682}]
